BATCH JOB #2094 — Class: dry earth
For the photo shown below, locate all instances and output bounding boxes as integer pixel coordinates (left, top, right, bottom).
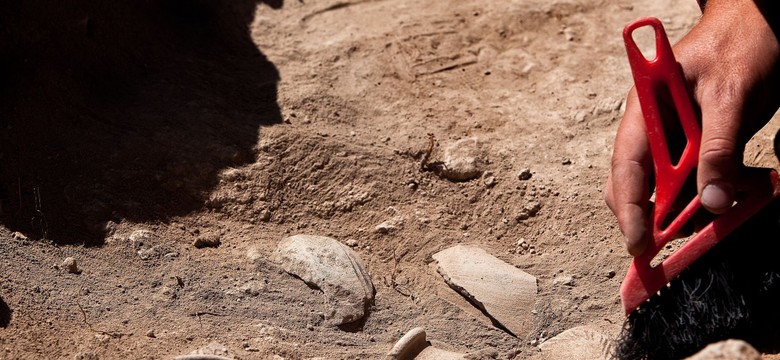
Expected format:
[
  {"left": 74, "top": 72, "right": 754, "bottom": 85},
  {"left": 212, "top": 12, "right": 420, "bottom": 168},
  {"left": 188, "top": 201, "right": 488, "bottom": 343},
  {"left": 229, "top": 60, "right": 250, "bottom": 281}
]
[{"left": 1, "top": 0, "right": 779, "bottom": 359}]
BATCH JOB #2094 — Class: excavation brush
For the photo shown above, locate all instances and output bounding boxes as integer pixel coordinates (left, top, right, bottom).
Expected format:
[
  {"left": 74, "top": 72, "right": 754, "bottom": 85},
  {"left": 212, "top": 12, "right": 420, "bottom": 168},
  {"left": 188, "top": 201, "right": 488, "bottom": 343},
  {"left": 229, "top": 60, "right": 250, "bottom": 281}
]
[{"left": 619, "top": 17, "right": 780, "bottom": 315}]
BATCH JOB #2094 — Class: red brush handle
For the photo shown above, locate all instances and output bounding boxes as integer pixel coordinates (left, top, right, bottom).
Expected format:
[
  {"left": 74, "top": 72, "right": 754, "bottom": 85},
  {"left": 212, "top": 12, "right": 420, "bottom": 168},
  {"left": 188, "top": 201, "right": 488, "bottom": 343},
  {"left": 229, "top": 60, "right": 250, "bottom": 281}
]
[
  {"left": 619, "top": 17, "right": 780, "bottom": 315},
  {"left": 623, "top": 17, "right": 701, "bottom": 262}
]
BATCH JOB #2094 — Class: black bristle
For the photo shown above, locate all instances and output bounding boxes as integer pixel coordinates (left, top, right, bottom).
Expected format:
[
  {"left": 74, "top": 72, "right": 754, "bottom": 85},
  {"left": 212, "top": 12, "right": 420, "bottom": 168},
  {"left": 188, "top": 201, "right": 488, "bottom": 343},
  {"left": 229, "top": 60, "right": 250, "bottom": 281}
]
[{"left": 616, "top": 201, "right": 780, "bottom": 359}]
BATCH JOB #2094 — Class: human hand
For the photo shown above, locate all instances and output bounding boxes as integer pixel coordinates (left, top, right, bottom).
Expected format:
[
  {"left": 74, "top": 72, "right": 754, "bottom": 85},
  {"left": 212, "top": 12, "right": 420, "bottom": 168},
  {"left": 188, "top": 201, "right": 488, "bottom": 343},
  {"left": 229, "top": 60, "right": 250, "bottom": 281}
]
[{"left": 605, "top": 0, "right": 780, "bottom": 256}]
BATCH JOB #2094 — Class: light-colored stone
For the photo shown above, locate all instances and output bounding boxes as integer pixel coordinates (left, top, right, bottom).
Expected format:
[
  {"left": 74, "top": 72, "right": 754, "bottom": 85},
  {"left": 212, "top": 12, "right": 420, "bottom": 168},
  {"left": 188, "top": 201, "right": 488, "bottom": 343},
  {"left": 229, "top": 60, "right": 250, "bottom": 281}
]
[
  {"left": 62, "top": 257, "right": 81, "bottom": 274},
  {"left": 552, "top": 274, "right": 575, "bottom": 287},
  {"left": 375, "top": 216, "right": 404, "bottom": 234},
  {"left": 129, "top": 229, "right": 156, "bottom": 248},
  {"left": 685, "top": 339, "right": 761, "bottom": 360},
  {"left": 246, "top": 246, "right": 262, "bottom": 261},
  {"left": 174, "top": 342, "right": 233, "bottom": 360},
  {"left": 129, "top": 229, "right": 172, "bottom": 260},
  {"left": 432, "top": 245, "right": 537, "bottom": 337},
  {"left": 275, "top": 235, "right": 375, "bottom": 325},
  {"left": 386, "top": 327, "right": 427, "bottom": 360},
  {"left": 440, "top": 138, "right": 484, "bottom": 181},
  {"left": 385, "top": 327, "right": 464, "bottom": 360},
  {"left": 539, "top": 326, "right": 612, "bottom": 360}
]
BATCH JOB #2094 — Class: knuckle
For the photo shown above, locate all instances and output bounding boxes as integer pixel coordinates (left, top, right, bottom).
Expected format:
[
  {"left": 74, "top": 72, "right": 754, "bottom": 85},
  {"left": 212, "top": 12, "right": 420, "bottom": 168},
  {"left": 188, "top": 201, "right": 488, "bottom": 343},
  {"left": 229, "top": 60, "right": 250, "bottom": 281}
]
[{"left": 699, "top": 136, "right": 737, "bottom": 165}]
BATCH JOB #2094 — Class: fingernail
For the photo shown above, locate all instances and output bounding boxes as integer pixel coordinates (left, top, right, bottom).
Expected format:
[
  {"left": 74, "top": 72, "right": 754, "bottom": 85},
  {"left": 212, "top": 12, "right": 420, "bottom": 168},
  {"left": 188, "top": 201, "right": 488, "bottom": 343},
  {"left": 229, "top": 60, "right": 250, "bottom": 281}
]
[{"left": 701, "top": 184, "right": 731, "bottom": 211}]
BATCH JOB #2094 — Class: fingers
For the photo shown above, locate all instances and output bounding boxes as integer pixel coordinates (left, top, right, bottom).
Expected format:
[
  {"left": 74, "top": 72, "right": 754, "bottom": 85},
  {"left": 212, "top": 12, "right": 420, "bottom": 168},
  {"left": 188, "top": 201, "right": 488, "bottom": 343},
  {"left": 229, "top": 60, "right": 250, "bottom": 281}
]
[
  {"left": 696, "top": 83, "right": 744, "bottom": 214},
  {"left": 606, "top": 89, "right": 652, "bottom": 256}
]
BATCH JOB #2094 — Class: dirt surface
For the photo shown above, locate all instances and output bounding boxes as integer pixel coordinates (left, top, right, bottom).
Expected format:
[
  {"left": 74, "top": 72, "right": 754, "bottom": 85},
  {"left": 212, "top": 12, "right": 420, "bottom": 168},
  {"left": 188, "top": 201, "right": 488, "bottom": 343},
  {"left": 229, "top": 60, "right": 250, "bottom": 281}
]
[{"left": 1, "top": 0, "right": 779, "bottom": 359}]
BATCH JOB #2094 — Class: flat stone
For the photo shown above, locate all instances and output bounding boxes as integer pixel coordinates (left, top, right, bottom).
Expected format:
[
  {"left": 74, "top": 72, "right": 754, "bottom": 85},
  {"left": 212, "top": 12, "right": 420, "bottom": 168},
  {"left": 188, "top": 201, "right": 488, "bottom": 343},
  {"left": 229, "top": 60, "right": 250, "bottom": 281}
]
[
  {"left": 539, "top": 326, "right": 611, "bottom": 360},
  {"left": 432, "top": 245, "right": 537, "bottom": 337},
  {"left": 440, "top": 138, "right": 484, "bottom": 181},
  {"left": 275, "top": 235, "right": 374, "bottom": 326},
  {"left": 552, "top": 274, "right": 575, "bottom": 287},
  {"left": 174, "top": 341, "right": 233, "bottom": 360},
  {"left": 385, "top": 327, "right": 464, "bottom": 360},
  {"left": 685, "top": 339, "right": 760, "bottom": 360}
]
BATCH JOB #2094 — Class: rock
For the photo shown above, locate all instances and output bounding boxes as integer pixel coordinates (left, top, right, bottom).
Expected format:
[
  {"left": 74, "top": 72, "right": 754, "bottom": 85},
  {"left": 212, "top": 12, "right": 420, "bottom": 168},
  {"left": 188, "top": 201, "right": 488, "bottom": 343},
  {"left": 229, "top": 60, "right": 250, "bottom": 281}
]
[
  {"left": 193, "top": 234, "right": 221, "bottom": 248},
  {"left": 145, "top": 329, "right": 156, "bottom": 338},
  {"left": 174, "top": 355, "right": 232, "bottom": 360},
  {"left": 129, "top": 229, "right": 171, "bottom": 260},
  {"left": 129, "top": 229, "right": 156, "bottom": 248},
  {"left": 440, "top": 138, "right": 484, "bottom": 181},
  {"left": 685, "top": 339, "right": 761, "bottom": 360},
  {"left": 137, "top": 246, "right": 164, "bottom": 260},
  {"left": 239, "top": 280, "right": 266, "bottom": 296},
  {"left": 574, "top": 110, "right": 588, "bottom": 123},
  {"left": 275, "top": 235, "right": 375, "bottom": 325},
  {"left": 246, "top": 246, "right": 262, "bottom": 261},
  {"left": 482, "top": 172, "right": 497, "bottom": 188},
  {"left": 516, "top": 201, "right": 542, "bottom": 221},
  {"left": 432, "top": 245, "right": 537, "bottom": 337},
  {"left": 517, "top": 168, "right": 532, "bottom": 181},
  {"left": 11, "top": 232, "right": 28, "bottom": 241},
  {"left": 62, "top": 257, "right": 82, "bottom": 274},
  {"left": 386, "top": 327, "right": 464, "bottom": 360},
  {"left": 74, "top": 352, "right": 99, "bottom": 360},
  {"left": 539, "top": 326, "right": 611, "bottom": 360},
  {"left": 552, "top": 274, "right": 575, "bottom": 287},
  {"left": 345, "top": 239, "right": 359, "bottom": 247},
  {"left": 174, "top": 342, "right": 233, "bottom": 360},
  {"left": 258, "top": 209, "right": 272, "bottom": 222},
  {"left": 563, "top": 27, "right": 576, "bottom": 41},
  {"left": 375, "top": 217, "right": 404, "bottom": 234},
  {"left": 606, "top": 270, "right": 616, "bottom": 279}
]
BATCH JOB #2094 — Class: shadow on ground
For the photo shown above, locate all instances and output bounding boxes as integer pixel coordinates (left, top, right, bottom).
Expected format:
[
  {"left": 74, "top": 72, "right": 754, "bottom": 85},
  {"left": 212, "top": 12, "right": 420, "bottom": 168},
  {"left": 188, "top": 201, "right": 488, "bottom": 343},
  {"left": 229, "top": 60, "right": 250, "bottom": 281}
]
[
  {"left": 0, "top": 295, "right": 10, "bottom": 328},
  {"left": 0, "top": 0, "right": 283, "bottom": 244}
]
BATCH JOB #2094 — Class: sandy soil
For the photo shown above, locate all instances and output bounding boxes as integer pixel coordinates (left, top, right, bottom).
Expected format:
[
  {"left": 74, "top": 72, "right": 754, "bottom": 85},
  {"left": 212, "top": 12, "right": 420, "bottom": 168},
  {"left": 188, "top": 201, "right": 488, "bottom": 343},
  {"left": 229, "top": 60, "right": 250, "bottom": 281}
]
[{"left": 1, "top": 0, "right": 779, "bottom": 359}]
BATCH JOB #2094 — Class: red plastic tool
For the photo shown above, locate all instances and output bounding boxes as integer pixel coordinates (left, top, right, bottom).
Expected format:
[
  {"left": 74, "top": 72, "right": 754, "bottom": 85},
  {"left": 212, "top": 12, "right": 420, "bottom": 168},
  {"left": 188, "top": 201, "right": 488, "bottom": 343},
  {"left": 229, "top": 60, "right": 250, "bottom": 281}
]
[{"left": 620, "top": 17, "right": 780, "bottom": 315}]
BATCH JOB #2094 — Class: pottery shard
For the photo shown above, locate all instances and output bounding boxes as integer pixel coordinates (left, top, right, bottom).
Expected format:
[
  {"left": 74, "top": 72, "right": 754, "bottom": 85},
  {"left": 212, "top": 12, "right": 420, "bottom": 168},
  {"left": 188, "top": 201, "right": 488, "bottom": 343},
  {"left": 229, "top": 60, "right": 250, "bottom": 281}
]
[
  {"left": 432, "top": 245, "right": 537, "bottom": 337},
  {"left": 385, "top": 327, "right": 464, "bottom": 360},
  {"left": 539, "top": 326, "right": 612, "bottom": 360},
  {"left": 685, "top": 339, "right": 761, "bottom": 360},
  {"left": 275, "top": 234, "right": 375, "bottom": 326},
  {"left": 440, "top": 138, "right": 484, "bottom": 181}
]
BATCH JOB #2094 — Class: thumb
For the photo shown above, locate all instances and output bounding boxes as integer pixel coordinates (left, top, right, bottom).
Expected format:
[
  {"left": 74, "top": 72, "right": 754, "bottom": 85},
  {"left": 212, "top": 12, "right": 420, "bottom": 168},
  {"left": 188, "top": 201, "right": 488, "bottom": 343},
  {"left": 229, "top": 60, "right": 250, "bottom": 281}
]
[{"left": 697, "top": 95, "right": 743, "bottom": 214}]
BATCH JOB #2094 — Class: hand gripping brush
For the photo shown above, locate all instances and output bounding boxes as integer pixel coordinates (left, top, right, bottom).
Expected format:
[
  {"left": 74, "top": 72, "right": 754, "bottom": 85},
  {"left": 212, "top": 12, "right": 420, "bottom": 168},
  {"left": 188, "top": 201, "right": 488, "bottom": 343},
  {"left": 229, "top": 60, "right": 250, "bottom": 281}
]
[{"left": 619, "top": 17, "right": 780, "bottom": 318}]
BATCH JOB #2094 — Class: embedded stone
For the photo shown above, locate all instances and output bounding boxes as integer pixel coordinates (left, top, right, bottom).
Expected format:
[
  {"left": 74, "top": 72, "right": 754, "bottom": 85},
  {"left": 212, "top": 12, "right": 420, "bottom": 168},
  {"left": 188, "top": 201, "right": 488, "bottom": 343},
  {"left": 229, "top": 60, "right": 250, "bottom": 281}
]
[
  {"left": 275, "top": 235, "right": 374, "bottom": 325},
  {"left": 432, "top": 245, "right": 537, "bottom": 337},
  {"left": 539, "top": 326, "right": 612, "bottom": 360}
]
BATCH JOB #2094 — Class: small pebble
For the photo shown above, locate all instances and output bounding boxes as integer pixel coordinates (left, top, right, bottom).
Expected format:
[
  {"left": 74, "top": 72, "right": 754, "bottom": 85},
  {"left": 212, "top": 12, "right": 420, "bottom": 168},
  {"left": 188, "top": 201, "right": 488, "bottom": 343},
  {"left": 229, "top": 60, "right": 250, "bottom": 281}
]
[
  {"left": 484, "top": 175, "right": 497, "bottom": 188},
  {"left": 146, "top": 329, "right": 156, "bottom": 338},
  {"left": 259, "top": 209, "right": 272, "bottom": 222},
  {"left": 607, "top": 270, "right": 616, "bottom": 279},
  {"left": 345, "top": 239, "right": 358, "bottom": 247},
  {"left": 193, "top": 234, "right": 221, "bottom": 248},
  {"left": 517, "top": 168, "right": 532, "bottom": 181},
  {"left": 62, "top": 257, "right": 82, "bottom": 274}
]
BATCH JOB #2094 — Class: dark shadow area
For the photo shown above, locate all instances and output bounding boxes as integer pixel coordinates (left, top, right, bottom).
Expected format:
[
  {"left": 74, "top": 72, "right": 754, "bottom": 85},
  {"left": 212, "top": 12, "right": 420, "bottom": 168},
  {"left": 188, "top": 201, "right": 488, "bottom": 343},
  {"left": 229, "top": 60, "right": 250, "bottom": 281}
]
[
  {"left": 0, "top": 0, "right": 283, "bottom": 244},
  {"left": 0, "top": 295, "right": 10, "bottom": 328}
]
